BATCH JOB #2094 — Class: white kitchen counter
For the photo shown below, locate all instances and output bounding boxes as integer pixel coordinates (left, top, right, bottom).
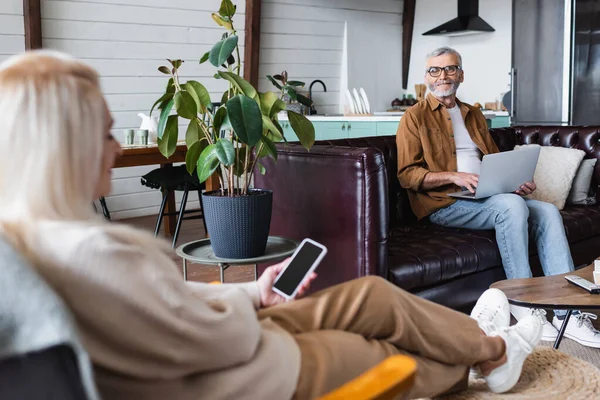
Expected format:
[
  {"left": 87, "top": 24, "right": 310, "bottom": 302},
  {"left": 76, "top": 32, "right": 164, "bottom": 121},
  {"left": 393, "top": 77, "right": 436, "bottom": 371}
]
[{"left": 277, "top": 110, "right": 506, "bottom": 122}]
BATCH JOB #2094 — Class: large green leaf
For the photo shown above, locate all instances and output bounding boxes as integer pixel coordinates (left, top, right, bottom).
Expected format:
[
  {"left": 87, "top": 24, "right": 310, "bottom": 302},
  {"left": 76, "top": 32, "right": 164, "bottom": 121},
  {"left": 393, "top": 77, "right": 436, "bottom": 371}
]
[
  {"left": 185, "top": 119, "right": 200, "bottom": 147},
  {"left": 157, "top": 98, "right": 174, "bottom": 139},
  {"left": 226, "top": 95, "right": 263, "bottom": 147},
  {"left": 258, "top": 135, "right": 278, "bottom": 161},
  {"left": 286, "top": 87, "right": 298, "bottom": 101},
  {"left": 259, "top": 91, "right": 285, "bottom": 118},
  {"left": 158, "top": 66, "right": 171, "bottom": 75},
  {"left": 185, "top": 81, "right": 211, "bottom": 112},
  {"left": 174, "top": 91, "right": 197, "bottom": 119},
  {"left": 296, "top": 93, "right": 313, "bottom": 107},
  {"left": 158, "top": 115, "right": 178, "bottom": 158},
  {"left": 286, "top": 80, "right": 305, "bottom": 87},
  {"left": 196, "top": 144, "right": 220, "bottom": 183},
  {"left": 185, "top": 139, "right": 207, "bottom": 174},
  {"left": 266, "top": 75, "right": 282, "bottom": 90},
  {"left": 215, "top": 139, "right": 236, "bottom": 166},
  {"left": 209, "top": 35, "right": 238, "bottom": 67},
  {"left": 150, "top": 92, "right": 173, "bottom": 116},
  {"left": 219, "top": 0, "right": 236, "bottom": 18},
  {"left": 218, "top": 71, "right": 257, "bottom": 99},
  {"left": 273, "top": 119, "right": 287, "bottom": 143},
  {"left": 213, "top": 106, "right": 227, "bottom": 139},
  {"left": 261, "top": 115, "right": 283, "bottom": 142},
  {"left": 287, "top": 110, "right": 315, "bottom": 150}
]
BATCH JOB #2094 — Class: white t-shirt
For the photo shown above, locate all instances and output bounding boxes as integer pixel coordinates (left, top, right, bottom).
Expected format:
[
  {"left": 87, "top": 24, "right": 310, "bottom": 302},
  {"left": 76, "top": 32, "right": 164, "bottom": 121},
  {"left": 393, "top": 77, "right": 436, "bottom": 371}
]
[{"left": 447, "top": 105, "right": 482, "bottom": 175}]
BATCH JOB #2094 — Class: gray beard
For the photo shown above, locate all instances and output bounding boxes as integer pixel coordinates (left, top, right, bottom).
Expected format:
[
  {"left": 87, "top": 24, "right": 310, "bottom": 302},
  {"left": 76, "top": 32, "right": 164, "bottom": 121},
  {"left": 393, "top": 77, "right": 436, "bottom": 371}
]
[{"left": 429, "top": 81, "right": 460, "bottom": 98}]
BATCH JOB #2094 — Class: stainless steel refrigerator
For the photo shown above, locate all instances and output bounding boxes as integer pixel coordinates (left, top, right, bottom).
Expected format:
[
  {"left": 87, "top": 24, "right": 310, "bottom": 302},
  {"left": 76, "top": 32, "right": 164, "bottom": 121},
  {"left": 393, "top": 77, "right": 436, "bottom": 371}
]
[{"left": 510, "top": 0, "right": 600, "bottom": 126}]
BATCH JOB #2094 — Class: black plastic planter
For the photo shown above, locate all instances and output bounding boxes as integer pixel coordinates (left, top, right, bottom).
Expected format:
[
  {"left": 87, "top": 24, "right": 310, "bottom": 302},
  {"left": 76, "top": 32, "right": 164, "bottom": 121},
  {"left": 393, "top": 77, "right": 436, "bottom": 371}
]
[{"left": 201, "top": 189, "right": 273, "bottom": 259}]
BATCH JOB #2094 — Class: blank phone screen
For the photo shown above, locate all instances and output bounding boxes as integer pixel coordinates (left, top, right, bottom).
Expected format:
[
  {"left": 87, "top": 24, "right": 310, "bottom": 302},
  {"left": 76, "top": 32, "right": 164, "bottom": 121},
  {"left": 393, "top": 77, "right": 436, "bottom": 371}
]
[{"left": 273, "top": 242, "right": 323, "bottom": 296}]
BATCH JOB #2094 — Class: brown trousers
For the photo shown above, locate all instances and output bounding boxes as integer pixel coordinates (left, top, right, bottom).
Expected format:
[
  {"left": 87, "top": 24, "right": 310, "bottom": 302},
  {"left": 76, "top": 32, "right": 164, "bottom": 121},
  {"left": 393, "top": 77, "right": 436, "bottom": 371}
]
[{"left": 258, "top": 276, "right": 486, "bottom": 399}]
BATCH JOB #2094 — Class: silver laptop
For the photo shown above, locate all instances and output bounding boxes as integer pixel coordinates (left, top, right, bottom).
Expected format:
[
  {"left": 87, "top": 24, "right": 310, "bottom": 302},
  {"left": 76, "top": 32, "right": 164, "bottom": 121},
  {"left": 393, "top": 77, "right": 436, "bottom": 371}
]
[{"left": 447, "top": 147, "right": 541, "bottom": 200}]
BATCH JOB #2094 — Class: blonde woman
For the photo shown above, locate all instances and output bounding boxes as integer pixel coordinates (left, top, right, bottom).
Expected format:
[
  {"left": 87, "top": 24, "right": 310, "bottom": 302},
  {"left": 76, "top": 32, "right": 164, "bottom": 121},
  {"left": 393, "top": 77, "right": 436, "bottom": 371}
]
[{"left": 0, "top": 51, "right": 542, "bottom": 400}]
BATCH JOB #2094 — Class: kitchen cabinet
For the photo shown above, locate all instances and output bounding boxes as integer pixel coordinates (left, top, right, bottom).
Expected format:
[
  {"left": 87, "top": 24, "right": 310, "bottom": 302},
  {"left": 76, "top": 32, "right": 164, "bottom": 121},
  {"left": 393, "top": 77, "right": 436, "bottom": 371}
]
[
  {"left": 489, "top": 116, "right": 510, "bottom": 128},
  {"left": 347, "top": 121, "right": 377, "bottom": 138},
  {"left": 278, "top": 119, "right": 402, "bottom": 141},
  {"left": 376, "top": 122, "right": 399, "bottom": 137},
  {"left": 313, "top": 121, "right": 349, "bottom": 140}
]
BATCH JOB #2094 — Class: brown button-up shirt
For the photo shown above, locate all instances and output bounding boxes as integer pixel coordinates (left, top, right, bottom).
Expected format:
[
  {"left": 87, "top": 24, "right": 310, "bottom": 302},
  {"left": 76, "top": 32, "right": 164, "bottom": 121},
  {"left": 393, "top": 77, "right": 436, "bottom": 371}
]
[{"left": 396, "top": 93, "right": 499, "bottom": 220}]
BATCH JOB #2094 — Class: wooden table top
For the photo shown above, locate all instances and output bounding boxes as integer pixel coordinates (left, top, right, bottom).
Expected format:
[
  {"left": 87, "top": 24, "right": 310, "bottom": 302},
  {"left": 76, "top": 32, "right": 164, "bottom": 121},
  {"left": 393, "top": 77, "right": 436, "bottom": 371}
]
[
  {"left": 491, "top": 264, "right": 600, "bottom": 310},
  {"left": 114, "top": 142, "right": 186, "bottom": 168}
]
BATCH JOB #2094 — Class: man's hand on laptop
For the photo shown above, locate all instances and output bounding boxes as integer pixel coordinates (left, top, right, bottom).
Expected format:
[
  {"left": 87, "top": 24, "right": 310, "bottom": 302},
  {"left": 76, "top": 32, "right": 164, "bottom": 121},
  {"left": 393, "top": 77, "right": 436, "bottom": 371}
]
[
  {"left": 515, "top": 181, "right": 536, "bottom": 196},
  {"left": 451, "top": 172, "right": 479, "bottom": 193}
]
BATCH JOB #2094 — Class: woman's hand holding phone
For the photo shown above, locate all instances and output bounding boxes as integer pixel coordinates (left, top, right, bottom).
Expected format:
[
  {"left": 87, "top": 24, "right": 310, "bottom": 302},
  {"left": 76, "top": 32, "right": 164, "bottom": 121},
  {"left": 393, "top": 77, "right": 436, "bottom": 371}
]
[{"left": 257, "top": 258, "right": 317, "bottom": 308}]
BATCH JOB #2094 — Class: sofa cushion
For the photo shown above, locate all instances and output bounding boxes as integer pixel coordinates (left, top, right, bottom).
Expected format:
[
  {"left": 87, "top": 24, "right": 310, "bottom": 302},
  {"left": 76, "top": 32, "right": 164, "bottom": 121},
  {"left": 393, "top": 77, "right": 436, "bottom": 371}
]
[
  {"left": 561, "top": 204, "right": 600, "bottom": 243},
  {"left": 387, "top": 204, "right": 600, "bottom": 293},
  {"left": 568, "top": 158, "right": 597, "bottom": 205},
  {"left": 515, "top": 144, "right": 585, "bottom": 209},
  {"left": 386, "top": 224, "right": 501, "bottom": 291}
]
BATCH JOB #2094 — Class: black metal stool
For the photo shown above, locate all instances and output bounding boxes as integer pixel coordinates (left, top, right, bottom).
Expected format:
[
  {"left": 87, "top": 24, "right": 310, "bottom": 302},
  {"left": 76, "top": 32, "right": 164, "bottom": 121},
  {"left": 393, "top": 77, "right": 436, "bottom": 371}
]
[{"left": 141, "top": 165, "right": 207, "bottom": 247}]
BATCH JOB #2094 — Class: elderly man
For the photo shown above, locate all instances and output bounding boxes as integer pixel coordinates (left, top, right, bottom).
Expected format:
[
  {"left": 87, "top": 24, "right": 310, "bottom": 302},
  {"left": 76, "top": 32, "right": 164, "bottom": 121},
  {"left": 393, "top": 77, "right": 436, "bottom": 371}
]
[{"left": 396, "top": 46, "right": 600, "bottom": 348}]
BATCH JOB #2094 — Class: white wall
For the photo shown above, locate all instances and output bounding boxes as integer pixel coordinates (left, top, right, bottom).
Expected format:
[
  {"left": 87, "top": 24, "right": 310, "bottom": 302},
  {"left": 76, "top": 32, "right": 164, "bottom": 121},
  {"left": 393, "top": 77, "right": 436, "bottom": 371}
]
[
  {"left": 346, "top": 4, "right": 403, "bottom": 113},
  {"left": 407, "top": 0, "right": 512, "bottom": 106},
  {"left": 41, "top": 0, "right": 245, "bottom": 219},
  {"left": 0, "top": 0, "right": 25, "bottom": 63},
  {"left": 258, "top": 0, "right": 403, "bottom": 115}
]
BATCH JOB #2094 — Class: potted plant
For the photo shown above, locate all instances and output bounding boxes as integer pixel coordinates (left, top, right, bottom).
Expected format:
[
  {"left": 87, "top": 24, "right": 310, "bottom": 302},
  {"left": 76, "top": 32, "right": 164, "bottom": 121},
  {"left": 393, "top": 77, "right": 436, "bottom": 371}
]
[{"left": 150, "top": 0, "right": 315, "bottom": 259}]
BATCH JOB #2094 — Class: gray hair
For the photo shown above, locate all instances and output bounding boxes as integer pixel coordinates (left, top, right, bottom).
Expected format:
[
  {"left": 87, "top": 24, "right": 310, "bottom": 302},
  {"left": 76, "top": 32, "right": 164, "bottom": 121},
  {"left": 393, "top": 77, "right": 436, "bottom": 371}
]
[{"left": 426, "top": 47, "right": 463, "bottom": 68}]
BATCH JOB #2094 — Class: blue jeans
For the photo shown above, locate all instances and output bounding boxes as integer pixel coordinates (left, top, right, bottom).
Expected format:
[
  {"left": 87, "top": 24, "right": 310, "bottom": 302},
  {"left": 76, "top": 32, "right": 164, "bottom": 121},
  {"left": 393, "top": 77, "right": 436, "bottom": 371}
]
[{"left": 430, "top": 194, "right": 574, "bottom": 317}]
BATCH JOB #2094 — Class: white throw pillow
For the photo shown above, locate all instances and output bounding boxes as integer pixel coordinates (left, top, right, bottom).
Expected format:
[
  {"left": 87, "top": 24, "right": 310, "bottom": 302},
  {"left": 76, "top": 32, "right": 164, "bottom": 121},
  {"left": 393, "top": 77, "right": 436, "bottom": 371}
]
[
  {"left": 514, "top": 144, "right": 585, "bottom": 209},
  {"left": 567, "top": 158, "right": 597, "bottom": 205}
]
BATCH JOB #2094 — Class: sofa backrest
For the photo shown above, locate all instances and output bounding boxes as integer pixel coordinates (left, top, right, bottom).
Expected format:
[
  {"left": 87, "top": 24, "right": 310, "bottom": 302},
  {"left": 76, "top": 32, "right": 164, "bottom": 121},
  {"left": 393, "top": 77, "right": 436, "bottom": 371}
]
[{"left": 322, "top": 125, "right": 600, "bottom": 227}]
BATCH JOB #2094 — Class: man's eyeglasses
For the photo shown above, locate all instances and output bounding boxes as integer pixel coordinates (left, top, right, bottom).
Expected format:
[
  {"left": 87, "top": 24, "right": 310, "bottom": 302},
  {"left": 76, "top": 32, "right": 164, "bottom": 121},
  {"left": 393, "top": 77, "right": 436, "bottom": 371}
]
[{"left": 426, "top": 65, "right": 461, "bottom": 77}]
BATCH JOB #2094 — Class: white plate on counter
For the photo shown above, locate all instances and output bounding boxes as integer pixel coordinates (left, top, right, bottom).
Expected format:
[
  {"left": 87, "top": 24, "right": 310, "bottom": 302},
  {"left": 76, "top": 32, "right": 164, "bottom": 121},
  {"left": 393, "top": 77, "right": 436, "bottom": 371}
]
[
  {"left": 345, "top": 90, "right": 357, "bottom": 114},
  {"left": 359, "top": 88, "right": 371, "bottom": 114}
]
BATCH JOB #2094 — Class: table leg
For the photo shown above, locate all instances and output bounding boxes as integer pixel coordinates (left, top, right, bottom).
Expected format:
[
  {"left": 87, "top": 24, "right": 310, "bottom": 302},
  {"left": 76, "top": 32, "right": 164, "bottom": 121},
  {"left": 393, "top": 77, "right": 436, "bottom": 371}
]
[
  {"left": 182, "top": 259, "right": 188, "bottom": 282},
  {"left": 160, "top": 163, "right": 177, "bottom": 236},
  {"left": 219, "top": 263, "right": 225, "bottom": 283},
  {"left": 554, "top": 310, "right": 573, "bottom": 350}
]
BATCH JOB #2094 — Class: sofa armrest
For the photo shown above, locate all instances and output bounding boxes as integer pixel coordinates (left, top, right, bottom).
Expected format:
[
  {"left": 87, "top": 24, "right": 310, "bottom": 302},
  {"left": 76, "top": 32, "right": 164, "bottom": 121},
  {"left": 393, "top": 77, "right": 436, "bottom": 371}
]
[{"left": 255, "top": 143, "right": 389, "bottom": 291}]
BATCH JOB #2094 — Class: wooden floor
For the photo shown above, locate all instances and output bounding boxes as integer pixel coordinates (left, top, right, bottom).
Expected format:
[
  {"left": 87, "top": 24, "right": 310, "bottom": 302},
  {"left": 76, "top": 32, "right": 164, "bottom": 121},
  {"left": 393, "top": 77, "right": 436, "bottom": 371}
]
[{"left": 119, "top": 215, "right": 255, "bottom": 284}]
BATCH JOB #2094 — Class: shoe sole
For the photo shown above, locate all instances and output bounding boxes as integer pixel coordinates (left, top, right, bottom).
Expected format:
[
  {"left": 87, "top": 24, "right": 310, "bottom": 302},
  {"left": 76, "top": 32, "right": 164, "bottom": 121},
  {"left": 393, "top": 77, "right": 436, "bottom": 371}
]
[
  {"left": 541, "top": 335, "right": 558, "bottom": 342},
  {"left": 561, "top": 332, "right": 600, "bottom": 348}
]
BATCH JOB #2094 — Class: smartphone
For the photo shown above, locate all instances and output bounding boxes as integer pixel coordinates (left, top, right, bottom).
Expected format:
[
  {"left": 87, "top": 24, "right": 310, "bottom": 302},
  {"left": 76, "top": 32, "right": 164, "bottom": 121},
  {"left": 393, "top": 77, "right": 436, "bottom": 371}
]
[{"left": 272, "top": 238, "right": 327, "bottom": 300}]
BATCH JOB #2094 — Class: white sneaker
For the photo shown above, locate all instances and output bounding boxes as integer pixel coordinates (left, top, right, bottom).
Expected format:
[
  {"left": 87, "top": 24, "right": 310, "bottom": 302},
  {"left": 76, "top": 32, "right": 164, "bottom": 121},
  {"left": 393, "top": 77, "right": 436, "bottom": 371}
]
[
  {"left": 471, "top": 289, "right": 511, "bottom": 335},
  {"left": 552, "top": 312, "right": 600, "bottom": 348},
  {"left": 469, "top": 289, "right": 511, "bottom": 380},
  {"left": 485, "top": 315, "right": 542, "bottom": 393},
  {"left": 510, "top": 305, "right": 558, "bottom": 341}
]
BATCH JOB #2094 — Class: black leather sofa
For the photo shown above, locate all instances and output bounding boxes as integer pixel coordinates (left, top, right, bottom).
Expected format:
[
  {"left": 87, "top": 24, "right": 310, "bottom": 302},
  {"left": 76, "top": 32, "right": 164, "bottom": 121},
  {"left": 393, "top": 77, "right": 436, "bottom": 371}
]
[{"left": 255, "top": 126, "right": 600, "bottom": 312}]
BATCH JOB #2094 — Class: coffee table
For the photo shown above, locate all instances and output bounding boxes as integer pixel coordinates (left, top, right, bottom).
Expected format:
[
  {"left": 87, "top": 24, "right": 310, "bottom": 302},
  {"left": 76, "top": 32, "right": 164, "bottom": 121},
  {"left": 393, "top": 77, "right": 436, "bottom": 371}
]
[
  {"left": 175, "top": 236, "right": 299, "bottom": 282},
  {"left": 491, "top": 264, "right": 600, "bottom": 349}
]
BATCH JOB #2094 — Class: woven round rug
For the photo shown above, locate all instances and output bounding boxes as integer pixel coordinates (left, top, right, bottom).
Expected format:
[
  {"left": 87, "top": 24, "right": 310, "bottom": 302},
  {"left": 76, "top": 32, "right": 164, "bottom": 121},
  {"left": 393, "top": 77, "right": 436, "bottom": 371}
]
[{"left": 435, "top": 347, "right": 600, "bottom": 399}]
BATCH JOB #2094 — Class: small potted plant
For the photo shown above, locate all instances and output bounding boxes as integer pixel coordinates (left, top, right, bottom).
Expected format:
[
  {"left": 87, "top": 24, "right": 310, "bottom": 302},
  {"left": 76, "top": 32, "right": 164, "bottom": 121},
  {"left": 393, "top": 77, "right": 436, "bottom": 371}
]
[{"left": 150, "top": 0, "right": 315, "bottom": 259}]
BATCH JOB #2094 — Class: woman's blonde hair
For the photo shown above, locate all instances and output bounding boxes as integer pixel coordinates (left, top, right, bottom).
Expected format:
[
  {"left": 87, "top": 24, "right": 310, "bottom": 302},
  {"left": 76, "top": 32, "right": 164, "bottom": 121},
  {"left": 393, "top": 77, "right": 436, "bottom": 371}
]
[
  {"left": 0, "top": 50, "right": 105, "bottom": 221},
  {"left": 0, "top": 51, "right": 168, "bottom": 251}
]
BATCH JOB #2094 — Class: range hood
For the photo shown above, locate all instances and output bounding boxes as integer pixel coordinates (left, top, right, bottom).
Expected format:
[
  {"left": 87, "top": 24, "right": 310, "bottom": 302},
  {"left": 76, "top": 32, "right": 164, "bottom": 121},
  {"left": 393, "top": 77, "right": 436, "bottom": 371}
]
[{"left": 423, "top": 0, "right": 495, "bottom": 37}]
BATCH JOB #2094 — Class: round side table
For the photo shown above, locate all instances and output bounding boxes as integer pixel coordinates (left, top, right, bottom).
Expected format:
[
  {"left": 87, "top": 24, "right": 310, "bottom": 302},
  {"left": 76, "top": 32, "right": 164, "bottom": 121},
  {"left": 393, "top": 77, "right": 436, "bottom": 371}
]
[{"left": 175, "top": 236, "right": 298, "bottom": 282}]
